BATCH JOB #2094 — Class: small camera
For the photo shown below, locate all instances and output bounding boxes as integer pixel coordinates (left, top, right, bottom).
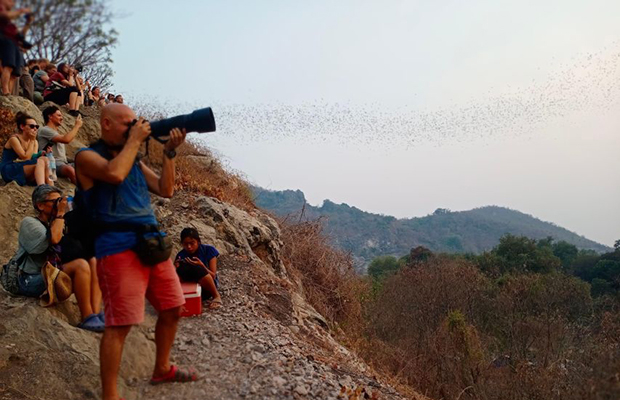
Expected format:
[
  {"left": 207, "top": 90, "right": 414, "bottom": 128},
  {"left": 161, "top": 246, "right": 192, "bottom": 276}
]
[{"left": 75, "top": 64, "right": 83, "bottom": 73}]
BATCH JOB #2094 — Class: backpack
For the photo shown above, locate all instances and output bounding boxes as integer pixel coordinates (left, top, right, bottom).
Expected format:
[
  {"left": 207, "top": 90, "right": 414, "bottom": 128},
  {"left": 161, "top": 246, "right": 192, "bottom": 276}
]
[{"left": 1, "top": 254, "right": 25, "bottom": 295}]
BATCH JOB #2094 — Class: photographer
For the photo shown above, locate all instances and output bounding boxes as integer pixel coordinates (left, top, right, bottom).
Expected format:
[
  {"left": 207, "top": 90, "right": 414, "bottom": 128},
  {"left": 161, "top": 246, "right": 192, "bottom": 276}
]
[
  {"left": 0, "top": 0, "right": 33, "bottom": 96},
  {"left": 43, "top": 63, "right": 81, "bottom": 116},
  {"left": 75, "top": 103, "right": 197, "bottom": 400},
  {"left": 12, "top": 185, "right": 104, "bottom": 332}
]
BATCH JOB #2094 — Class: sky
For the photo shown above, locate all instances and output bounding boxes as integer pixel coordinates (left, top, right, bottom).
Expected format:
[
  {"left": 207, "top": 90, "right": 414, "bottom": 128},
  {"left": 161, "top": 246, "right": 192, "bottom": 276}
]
[{"left": 109, "top": 0, "right": 620, "bottom": 246}]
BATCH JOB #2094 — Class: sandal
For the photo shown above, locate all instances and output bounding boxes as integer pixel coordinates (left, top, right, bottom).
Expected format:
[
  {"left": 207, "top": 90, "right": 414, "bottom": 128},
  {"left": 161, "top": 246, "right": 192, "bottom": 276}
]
[
  {"left": 207, "top": 299, "right": 222, "bottom": 310},
  {"left": 150, "top": 365, "right": 198, "bottom": 385},
  {"left": 77, "top": 313, "right": 105, "bottom": 333}
]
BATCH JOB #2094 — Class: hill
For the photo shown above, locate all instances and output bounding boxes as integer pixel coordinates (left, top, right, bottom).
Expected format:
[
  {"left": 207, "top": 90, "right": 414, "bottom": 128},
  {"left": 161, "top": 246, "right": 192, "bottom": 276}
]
[{"left": 252, "top": 187, "right": 611, "bottom": 268}]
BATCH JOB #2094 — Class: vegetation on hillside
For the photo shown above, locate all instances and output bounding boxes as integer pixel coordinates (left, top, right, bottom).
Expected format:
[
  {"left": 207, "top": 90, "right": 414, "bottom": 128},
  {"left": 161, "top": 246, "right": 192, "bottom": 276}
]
[
  {"left": 253, "top": 187, "right": 610, "bottom": 268},
  {"left": 288, "top": 230, "right": 620, "bottom": 400}
]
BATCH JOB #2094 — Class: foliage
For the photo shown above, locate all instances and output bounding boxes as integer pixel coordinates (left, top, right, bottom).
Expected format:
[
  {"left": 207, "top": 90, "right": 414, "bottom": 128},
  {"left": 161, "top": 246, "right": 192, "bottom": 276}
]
[
  {"left": 17, "top": 0, "right": 118, "bottom": 88},
  {"left": 367, "top": 255, "right": 401, "bottom": 280}
]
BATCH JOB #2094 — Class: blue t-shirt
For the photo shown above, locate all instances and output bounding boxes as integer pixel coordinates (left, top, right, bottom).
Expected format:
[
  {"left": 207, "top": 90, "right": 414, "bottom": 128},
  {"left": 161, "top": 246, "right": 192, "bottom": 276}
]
[
  {"left": 77, "top": 146, "right": 158, "bottom": 258},
  {"left": 175, "top": 244, "right": 219, "bottom": 267}
]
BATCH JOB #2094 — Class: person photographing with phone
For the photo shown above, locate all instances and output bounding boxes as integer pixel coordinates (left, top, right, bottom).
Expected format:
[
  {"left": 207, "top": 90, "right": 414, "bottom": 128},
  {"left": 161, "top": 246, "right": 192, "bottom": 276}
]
[{"left": 174, "top": 228, "right": 222, "bottom": 309}]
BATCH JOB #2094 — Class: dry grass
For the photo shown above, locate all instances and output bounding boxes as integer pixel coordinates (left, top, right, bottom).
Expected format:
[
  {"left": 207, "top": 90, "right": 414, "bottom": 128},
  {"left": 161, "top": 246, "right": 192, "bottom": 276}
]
[
  {"left": 279, "top": 217, "right": 366, "bottom": 331},
  {"left": 141, "top": 138, "right": 255, "bottom": 212}
]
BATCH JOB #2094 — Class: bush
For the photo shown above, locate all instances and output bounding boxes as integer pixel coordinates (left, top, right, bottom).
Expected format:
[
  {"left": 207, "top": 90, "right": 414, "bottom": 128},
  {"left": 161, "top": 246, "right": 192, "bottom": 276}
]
[{"left": 279, "top": 218, "right": 365, "bottom": 331}]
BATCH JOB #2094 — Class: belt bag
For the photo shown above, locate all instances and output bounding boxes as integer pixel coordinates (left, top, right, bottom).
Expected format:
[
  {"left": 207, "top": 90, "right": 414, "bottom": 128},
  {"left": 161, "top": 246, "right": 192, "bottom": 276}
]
[{"left": 134, "top": 230, "right": 172, "bottom": 266}]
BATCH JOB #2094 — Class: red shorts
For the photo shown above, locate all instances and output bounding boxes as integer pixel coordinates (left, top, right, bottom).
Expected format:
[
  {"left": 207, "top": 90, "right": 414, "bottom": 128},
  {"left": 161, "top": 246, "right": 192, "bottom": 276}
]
[{"left": 97, "top": 250, "right": 185, "bottom": 327}]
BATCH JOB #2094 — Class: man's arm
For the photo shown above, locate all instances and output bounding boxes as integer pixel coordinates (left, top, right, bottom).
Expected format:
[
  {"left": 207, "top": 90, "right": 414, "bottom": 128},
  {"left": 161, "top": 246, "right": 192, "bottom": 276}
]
[
  {"left": 141, "top": 128, "right": 186, "bottom": 198},
  {"left": 18, "top": 218, "right": 48, "bottom": 255},
  {"left": 76, "top": 119, "right": 151, "bottom": 185},
  {"left": 50, "top": 115, "right": 82, "bottom": 144}
]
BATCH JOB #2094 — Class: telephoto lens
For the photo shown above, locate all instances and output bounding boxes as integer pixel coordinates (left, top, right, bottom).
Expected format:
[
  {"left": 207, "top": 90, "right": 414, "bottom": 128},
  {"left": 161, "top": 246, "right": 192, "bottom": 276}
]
[{"left": 150, "top": 108, "right": 216, "bottom": 142}]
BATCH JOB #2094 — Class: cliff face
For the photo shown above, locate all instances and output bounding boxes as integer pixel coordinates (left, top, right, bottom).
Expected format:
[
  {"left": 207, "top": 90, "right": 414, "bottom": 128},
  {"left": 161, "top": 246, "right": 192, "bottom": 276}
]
[{"left": 0, "top": 98, "right": 411, "bottom": 400}]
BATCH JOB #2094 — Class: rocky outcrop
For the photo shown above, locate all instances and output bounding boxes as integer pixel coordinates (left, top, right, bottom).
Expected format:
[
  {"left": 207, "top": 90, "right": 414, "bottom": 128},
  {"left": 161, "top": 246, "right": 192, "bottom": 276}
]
[{"left": 0, "top": 98, "right": 411, "bottom": 400}]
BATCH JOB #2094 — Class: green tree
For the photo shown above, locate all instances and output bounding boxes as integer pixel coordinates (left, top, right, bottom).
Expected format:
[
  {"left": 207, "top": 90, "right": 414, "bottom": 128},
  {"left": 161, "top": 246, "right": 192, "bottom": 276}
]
[
  {"left": 551, "top": 240, "right": 579, "bottom": 269},
  {"left": 493, "top": 234, "right": 561, "bottom": 274},
  {"left": 367, "top": 255, "right": 401, "bottom": 279}
]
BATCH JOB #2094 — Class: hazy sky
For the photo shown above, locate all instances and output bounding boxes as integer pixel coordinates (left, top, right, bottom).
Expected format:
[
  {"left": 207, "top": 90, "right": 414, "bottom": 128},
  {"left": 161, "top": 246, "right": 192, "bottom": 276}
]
[{"left": 109, "top": 0, "right": 620, "bottom": 246}]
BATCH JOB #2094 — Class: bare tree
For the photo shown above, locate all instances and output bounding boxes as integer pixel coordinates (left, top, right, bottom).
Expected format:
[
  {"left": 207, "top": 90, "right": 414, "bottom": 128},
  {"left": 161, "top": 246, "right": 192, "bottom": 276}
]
[{"left": 17, "top": 0, "right": 118, "bottom": 88}]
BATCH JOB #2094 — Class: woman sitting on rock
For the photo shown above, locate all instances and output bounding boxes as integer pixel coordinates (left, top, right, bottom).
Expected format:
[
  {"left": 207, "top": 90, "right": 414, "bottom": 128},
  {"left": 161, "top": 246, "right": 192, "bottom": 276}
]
[
  {"left": 13, "top": 185, "right": 104, "bottom": 332},
  {"left": 0, "top": 111, "right": 51, "bottom": 186},
  {"left": 174, "top": 227, "right": 222, "bottom": 309},
  {"left": 42, "top": 62, "right": 81, "bottom": 116}
]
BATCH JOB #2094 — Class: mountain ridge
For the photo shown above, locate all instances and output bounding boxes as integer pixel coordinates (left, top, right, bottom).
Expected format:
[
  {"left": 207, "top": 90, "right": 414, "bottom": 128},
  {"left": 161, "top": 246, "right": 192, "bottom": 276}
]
[{"left": 252, "top": 186, "right": 611, "bottom": 268}]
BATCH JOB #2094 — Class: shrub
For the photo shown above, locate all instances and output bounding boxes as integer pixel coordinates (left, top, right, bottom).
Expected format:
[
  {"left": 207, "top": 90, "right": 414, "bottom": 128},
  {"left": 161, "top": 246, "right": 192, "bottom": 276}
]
[{"left": 279, "top": 218, "right": 365, "bottom": 332}]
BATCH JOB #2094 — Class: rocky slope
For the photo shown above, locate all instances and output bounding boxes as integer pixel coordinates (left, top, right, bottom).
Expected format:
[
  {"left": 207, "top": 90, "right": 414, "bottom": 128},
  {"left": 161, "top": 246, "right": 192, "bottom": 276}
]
[{"left": 0, "top": 97, "right": 414, "bottom": 400}]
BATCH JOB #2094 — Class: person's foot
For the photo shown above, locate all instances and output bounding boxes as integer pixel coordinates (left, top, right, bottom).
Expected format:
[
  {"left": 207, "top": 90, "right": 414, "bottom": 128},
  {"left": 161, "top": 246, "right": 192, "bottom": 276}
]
[
  {"left": 68, "top": 109, "right": 81, "bottom": 117},
  {"left": 150, "top": 365, "right": 199, "bottom": 385},
  {"left": 97, "top": 311, "right": 105, "bottom": 324},
  {"left": 207, "top": 298, "right": 222, "bottom": 310},
  {"left": 77, "top": 313, "right": 105, "bottom": 333}
]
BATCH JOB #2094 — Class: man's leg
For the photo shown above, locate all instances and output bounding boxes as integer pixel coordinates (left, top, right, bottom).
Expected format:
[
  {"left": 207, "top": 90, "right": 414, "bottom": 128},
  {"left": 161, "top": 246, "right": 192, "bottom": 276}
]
[
  {"left": 57, "top": 163, "right": 76, "bottom": 184},
  {"left": 1, "top": 66, "right": 13, "bottom": 95},
  {"left": 153, "top": 306, "right": 181, "bottom": 377},
  {"left": 20, "top": 73, "right": 34, "bottom": 102},
  {"left": 62, "top": 258, "right": 94, "bottom": 320},
  {"left": 88, "top": 257, "right": 102, "bottom": 314},
  {"left": 101, "top": 325, "right": 132, "bottom": 400}
]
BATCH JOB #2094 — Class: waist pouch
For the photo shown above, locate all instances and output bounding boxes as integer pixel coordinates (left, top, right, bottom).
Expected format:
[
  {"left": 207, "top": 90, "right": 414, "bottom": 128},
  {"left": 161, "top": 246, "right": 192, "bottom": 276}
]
[{"left": 134, "top": 231, "right": 172, "bottom": 266}]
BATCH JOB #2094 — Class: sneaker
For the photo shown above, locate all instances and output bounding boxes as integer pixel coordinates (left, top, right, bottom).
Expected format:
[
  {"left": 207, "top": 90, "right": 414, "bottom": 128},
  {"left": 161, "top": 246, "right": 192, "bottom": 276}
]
[
  {"left": 77, "top": 313, "right": 105, "bottom": 333},
  {"left": 68, "top": 110, "right": 80, "bottom": 117}
]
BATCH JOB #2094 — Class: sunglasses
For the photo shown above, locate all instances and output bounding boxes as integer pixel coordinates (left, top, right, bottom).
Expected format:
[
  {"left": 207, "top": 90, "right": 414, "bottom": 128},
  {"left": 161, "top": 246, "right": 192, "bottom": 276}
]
[{"left": 27, "top": 124, "right": 39, "bottom": 129}]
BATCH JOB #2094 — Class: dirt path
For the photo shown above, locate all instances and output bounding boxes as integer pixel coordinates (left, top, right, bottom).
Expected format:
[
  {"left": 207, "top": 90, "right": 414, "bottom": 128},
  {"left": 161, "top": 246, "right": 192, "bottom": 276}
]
[{"left": 135, "top": 256, "right": 406, "bottom": 400}]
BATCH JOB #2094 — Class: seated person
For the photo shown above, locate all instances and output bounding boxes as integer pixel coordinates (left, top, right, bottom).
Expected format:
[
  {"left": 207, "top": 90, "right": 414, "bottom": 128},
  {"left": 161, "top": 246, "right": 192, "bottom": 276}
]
[
  {"left": 42, "top": 62, "right": 80, "bottom": 116},
  {"left": 105, "top": 93, "right": 115, "bottom": 104},
  {"left": 14, "top": 185, "right": 104, "bottom": 332},
  {"left": 174, "top": 228, "right": 222, "bottom": 309},
  {"left": 87, "top": 86, "right": 104, "bottom": 107},
  {"left": 0, "top": 111, "right": 51, "bottom": 186},
  {"left": 33, "top": 62, "right": 54, "bottom": 104},
  {"left": 114, "top": 94, "right": 123, "bottom": 104},
  {"left": 37, "top": 105, "right": 83, "bottom": 184}
]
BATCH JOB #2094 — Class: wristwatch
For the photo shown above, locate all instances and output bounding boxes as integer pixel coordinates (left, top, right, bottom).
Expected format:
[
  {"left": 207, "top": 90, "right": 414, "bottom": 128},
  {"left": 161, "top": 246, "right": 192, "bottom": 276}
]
[{"left": 163, "top": 149, "right": 177, "bottom": 159}]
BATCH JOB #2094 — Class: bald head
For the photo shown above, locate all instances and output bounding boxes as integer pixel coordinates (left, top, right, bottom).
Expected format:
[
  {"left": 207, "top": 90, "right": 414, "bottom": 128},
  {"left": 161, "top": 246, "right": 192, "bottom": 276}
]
[{"left": 100, "top": 103, "right": 137, "bottom": 147}]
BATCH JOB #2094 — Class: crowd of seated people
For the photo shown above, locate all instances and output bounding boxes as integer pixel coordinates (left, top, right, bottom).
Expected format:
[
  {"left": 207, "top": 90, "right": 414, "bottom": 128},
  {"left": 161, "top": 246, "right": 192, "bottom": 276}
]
[{"left": 1, "top": 1, "right": 123, "bottom": 112}]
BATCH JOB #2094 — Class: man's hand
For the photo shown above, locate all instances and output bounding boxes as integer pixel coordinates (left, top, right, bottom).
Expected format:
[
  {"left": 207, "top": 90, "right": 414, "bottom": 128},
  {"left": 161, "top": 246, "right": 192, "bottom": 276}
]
[
  {"left": 164, "top": 128, "right": 187, "bottom": 151},
  {"left": 74, "top": 114, "right": 83, "bottom": 129},
  {"left": 55, "top": 197, "right": 68, "bottom": 217},
  {"left": 128, "top": 118, "right": 152, "bottom": 144}
]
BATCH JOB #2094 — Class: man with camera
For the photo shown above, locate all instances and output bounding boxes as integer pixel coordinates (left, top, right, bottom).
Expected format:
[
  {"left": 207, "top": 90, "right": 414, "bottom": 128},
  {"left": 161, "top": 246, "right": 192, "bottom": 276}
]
[{"left": 75, "top": 103, "right": 196, "bottom": 400}]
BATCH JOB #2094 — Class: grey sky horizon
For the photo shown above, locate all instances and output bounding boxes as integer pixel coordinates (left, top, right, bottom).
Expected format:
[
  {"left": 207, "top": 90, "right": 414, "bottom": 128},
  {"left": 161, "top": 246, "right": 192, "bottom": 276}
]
[{"left": 109, "top": 0, "right": 620, "bottom": 246}]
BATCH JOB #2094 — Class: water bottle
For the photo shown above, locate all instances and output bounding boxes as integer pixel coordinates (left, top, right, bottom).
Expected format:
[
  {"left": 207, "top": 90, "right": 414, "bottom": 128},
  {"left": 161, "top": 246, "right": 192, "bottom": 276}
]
[
  {"left": 46, "top": 152, "right": 57, "bottom": 181},
  {"left": 66, "top": 196, "right": 74, "bottom": 212}
]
